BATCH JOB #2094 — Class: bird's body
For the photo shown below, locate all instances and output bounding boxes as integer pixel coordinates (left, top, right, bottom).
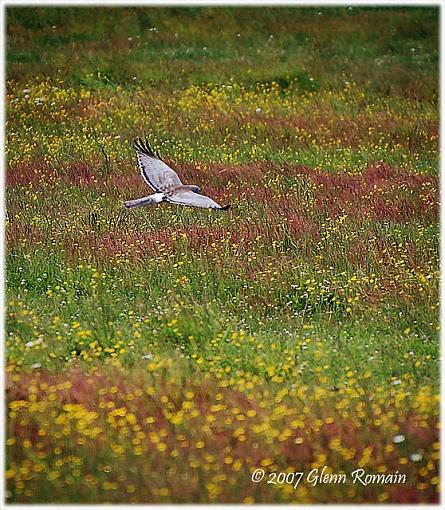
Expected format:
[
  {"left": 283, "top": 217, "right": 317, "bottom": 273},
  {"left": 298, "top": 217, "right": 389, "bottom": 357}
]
[{"left": 124, "top": 139, "right": 230, "bottom": 210}]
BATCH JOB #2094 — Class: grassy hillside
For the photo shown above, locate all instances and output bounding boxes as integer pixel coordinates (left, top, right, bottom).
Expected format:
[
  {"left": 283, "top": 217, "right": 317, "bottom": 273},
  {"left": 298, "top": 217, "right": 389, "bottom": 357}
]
[{"left": 6, "top": 6, "right": 439, "bottom": 504}]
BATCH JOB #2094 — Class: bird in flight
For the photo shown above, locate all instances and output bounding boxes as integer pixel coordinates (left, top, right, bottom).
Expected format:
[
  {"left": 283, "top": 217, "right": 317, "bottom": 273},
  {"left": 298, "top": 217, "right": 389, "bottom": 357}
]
[{"left": 124, "top": 139, "right": 230, "bottom": 210}]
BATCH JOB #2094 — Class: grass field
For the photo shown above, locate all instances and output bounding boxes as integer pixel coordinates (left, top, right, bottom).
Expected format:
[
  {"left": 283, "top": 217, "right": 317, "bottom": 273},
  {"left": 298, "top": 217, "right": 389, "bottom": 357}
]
[{"left": 5, "top": 6, "right": 440, "bottom": 504}]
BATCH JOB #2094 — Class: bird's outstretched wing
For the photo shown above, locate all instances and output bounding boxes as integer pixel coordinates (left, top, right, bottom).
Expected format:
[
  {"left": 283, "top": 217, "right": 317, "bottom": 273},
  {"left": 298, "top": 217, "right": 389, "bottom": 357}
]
[
  {"left": 134, "top": 138, "right": 183, "bottom": 192},
  {"left": 166, "top": 190, "right": 230, "bottom": 210}
]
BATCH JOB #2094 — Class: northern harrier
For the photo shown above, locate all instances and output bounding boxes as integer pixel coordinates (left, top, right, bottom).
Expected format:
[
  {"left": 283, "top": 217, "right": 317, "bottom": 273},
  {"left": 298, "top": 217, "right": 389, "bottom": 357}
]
[{"left": 124, "top": 139, "right": 230, "bottom": 210}]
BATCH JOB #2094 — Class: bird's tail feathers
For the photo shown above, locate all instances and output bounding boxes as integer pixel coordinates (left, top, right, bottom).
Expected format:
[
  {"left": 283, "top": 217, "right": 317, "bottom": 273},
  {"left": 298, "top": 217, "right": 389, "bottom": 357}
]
[{"left": 124, "top": 194, "right": 164, "bottom": 209}]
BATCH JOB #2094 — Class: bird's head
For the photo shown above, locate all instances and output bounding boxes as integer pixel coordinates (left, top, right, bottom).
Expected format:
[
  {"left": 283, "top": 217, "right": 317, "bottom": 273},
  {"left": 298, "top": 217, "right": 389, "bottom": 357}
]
[{"left": 190, "top": 185, "right": 201, "bottom": 194}]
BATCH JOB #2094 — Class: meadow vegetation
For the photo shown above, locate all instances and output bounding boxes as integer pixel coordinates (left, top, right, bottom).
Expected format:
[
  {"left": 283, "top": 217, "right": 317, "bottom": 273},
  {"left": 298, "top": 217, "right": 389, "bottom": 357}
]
[{"left": 6, "top": 7, "right": 439, "bottom": 503}]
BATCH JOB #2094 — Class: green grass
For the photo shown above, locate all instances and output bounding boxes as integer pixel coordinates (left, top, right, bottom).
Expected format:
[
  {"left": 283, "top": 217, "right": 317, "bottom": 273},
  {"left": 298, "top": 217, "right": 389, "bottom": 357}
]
[
  {"left": 7, "top": 7, "right": 438, "bottom": 97},
  {"left": 6, "top": 6, "right": 439, "bottom": 504}
]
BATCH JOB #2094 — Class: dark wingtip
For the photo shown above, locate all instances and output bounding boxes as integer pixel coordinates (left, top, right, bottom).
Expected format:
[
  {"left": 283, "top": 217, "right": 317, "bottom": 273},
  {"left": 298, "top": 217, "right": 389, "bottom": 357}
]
[
  {"left": 220, "top": 204, "right": 231, "bottom": 210},
  {"left": 133, "top": 138, "right": 158, "bottom": 159}
]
